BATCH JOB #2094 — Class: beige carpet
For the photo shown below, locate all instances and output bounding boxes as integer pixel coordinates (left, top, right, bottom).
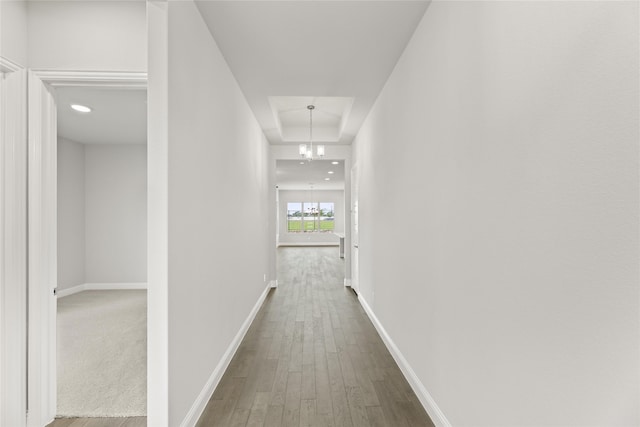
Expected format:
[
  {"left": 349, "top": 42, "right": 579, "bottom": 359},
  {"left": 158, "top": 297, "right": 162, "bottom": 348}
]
[{"left": 57, "top": 290, "right": 147, "bottom": 417}]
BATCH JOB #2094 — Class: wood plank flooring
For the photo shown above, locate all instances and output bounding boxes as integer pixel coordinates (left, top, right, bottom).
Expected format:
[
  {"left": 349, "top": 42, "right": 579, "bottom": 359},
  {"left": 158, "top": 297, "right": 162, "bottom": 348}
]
[
  {"left": 197, "top": 247, "right": 434, "bottom": 427},
  {"left": 50, "top": 247, "right": 434, "bottom": 427}
]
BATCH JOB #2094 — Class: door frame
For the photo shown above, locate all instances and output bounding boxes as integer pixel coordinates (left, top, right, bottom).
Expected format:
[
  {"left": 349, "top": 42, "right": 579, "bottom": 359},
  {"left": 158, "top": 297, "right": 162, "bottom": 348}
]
[
  {"left": 350, "top": 163, "right": 359, "bottom": 294},
  {"left": 27, "top": 70, "right": 146, "bottom": 427},
  {"left": 0, "top": 56, "right": 28, "bottom": 427}
]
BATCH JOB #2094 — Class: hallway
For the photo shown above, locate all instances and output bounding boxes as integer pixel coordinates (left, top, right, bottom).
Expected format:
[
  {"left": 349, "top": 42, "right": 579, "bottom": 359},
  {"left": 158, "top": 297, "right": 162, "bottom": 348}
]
[{"left": 196, "top": 247, "right": 434, "bottom": 427}]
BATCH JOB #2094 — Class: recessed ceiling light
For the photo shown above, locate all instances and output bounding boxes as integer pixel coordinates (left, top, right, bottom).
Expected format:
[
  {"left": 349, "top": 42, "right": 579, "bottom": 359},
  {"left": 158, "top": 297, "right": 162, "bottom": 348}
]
[
  {"left": 71, "top": 104, "right": 91, "bottom": 113},
  {"left": 324, "top": 178, "right": 330, "bottom": 181},
  {"left": 331, "top": 161, "right": 339, "bottom": 165},
  {"left": 299, "top": 161, "right": 305, "bottom": 165},
  {"left": 328, "top": 171, "right": 334, "bottom": 174}
]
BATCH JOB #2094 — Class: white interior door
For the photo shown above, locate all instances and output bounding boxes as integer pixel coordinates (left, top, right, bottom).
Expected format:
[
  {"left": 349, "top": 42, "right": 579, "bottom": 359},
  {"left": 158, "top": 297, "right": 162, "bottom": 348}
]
[
  {"left": 28, "top": 71, "right": 58, "bottom": 427},
  {"left": 350, "top": 164, "right": 359, "bottom": 294}
]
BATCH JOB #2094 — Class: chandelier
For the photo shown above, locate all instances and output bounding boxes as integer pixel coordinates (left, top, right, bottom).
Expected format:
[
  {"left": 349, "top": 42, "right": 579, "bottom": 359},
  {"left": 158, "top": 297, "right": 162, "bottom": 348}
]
[{"left": 299, "top": 105, "right": 325, "bottom": 161}]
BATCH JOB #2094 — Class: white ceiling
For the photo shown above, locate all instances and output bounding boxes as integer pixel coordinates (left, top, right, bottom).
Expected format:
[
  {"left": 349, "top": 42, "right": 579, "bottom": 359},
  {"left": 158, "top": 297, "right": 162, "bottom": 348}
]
[
  {"left": 269, "top": 96, "right": 353, "bottom": 143},
  {"left": 276, "top": 159, "right": 345, "bottom": 190},
  {"left": 56, "top": 87, "right": 147, "bottom": 145},
  {"left": 196, "top": 0, "right": 431, "bottom": 145},
  {"left": 54, "top": 2, "right": 429, "bottom": 189}
]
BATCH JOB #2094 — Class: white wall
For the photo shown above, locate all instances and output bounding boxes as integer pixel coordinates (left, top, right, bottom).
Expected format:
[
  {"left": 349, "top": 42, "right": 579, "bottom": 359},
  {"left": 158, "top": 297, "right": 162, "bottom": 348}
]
[
  {"left": 57, "top": 141, "right": 147, "bottom": 287},
  {"left": 0, "top": 0, "right": 28, "bottom": 66},
  {"left": 85, "top": 144, "right": 147, "bottom": 283},
  {"left": 352, "top": 2, "right": 639, "bottom": 426},
  {"left": 278, "top": 189, "right": 344, "bottom": 245},
  {"left": 27, "top": 0, "right": 146, "bottom": 71},
  {"left": 57, "top": 138, "right": 85, "bottom": 290},
  {"left": 155, "top": 2, "right": 271, "bottom": 425},
  {"left": 146, "top": 2, "right": 169, "bottom": 424}
]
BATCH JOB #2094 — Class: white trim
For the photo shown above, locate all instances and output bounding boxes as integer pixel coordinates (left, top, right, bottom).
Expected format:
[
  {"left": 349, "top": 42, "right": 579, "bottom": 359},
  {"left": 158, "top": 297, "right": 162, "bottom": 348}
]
[
  {"left": 358, "top": 295, "right": 452, "bottom": 427},
  {"left": 0, "top": 60, "right": 27, "bottom": 427},
  {"left": 269, "top": 280, "right": 278, "bottom": 288},
  {"left": 31, "top": 70, "right": 147, "bottom": 89},
  {"left": 84, "top": 282, "right": 147, "bottom": 291},
  {"left": 277, "top": 242, "right": 339, "bottom": 247},
  {"left": 0, "top": 57, "right": 22, "bottom": 73},
  {"left": 56, "top": 283, "right": 148, "bottom": 298},
  {"left": 55, "top": 285, "right": 85, "bottom": 299},
  {"left": 27, "top": 69, "right": 150, "bottom": 427},
  {"left": 28, "top": 70, "right": 58, "bottom": 427},
  {"left": 344, "top": 278, "right": 351, "bottom": 287},
  {"left": 180, "top": 284, "right": 272, "bottom": 427}
]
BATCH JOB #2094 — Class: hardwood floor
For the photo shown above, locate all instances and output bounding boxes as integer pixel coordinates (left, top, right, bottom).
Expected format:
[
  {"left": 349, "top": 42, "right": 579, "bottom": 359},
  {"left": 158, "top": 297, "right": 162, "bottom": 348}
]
[
  {"left": 50, "top": 247, "right": 434, "bottom": 427},
  {"left": 197, "top": 246, "right": 434, "bottom": 427}
]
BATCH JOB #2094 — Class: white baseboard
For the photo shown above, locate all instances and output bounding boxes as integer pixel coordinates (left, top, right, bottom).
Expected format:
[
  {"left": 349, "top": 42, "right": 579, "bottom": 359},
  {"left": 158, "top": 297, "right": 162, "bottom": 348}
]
[
  {"left": 56, "top": 284, "right": 86, "bottom": 298},
  {"left": 56, "top": 282, "right": 147, "bottom": 298},
  {"left": 84, "top": 282, "right": 147, "bottom": 291},
  {"left": 180, "top": 283, "right": 272, "bottom": 427},
  {"left": 358, "top": 295, "right": 451, "bottom": 427},
  {"left": 344, "top": 278, "right": 351, "bottom": 287},
  {"left": 269, "top": 280, "right": 278, "bottom": 288}
]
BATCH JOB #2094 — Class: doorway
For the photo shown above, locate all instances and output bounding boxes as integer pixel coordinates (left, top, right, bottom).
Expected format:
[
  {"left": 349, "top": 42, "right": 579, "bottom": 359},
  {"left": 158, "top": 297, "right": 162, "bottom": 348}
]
[
  {"left": 274, "top": 158, "right": 348, "bottom": 289},
  {"left": 27, "top": 71, "right": 148, "bottom": 425},
  {"left": 55, "top": 86, "right": 147, "bottom": 417}
]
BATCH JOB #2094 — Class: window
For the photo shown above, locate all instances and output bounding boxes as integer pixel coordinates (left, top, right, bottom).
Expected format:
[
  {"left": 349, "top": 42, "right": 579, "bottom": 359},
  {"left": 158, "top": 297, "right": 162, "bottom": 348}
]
[
  {"left": 287, "top": 202, "right": 302, "bottom": 232},
  {"left": 287, "top": 201, "right": 334, "bottom": 232},
  {"left": 319, "top": 202, "right": 335, "bottom": 232},
  {"left": 303, "top": 202, "right": 318, "bottom": 231}
]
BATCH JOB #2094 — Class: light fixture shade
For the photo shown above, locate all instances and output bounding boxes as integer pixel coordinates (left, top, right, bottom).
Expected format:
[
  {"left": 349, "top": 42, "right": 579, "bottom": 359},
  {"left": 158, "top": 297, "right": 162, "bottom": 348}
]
[
  {"left": 305, "top": 149, "right": 313, "bottom": 160},
  {"left": 316, "top": 145, "right": 325, "bottom": 157},
  {"left": 299, "top": 144, "right": 307, "bottom": 157}
]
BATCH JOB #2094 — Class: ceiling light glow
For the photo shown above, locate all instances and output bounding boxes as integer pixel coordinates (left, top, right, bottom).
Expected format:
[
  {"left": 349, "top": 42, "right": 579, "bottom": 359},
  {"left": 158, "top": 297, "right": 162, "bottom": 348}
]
[
  {"left": 71, "top": 104, "right": 91, "bottom": 113},
  {"left": 331, "top": 161, "right": 339, "bottom": 165},
  {"left": 328, "top": 171, "right": 334, "bottom": 174},
  {"left": 324, "top": 178, "right": 330, "bottom": 181}
]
